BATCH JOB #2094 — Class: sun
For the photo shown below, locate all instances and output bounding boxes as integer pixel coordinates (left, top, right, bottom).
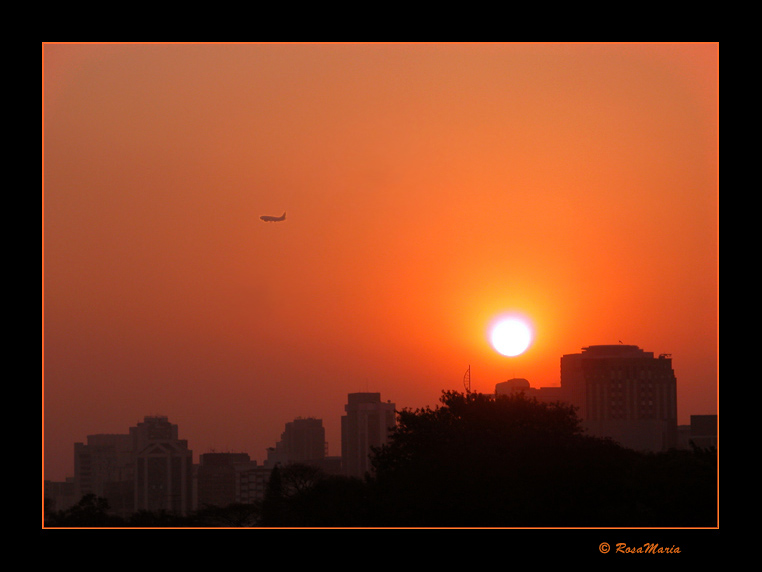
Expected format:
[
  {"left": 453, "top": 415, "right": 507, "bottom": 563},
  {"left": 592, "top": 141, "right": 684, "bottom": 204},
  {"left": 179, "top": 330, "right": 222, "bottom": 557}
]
[{"left": 489, "top": 316, "right": 533, "bottom": 357}]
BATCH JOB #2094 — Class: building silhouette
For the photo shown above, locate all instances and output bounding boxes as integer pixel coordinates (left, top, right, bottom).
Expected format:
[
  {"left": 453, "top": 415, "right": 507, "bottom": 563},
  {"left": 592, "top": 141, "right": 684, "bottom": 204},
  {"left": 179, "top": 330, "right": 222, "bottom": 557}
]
[
  {"left": 57, "top": 415, "right": 195, "bottom": 517},
  {"left": 341, "top": 392, "right": 396, "bottom": 478},
  {"left": 131, "top": 415, "right": 194, "bottom": 515},
  {"left": 266, "top": 417, "right": 327, "bottom": 467},
  {"left": 235, "top": 462, "right": 271, "bottom": 504},
  {"left": 495, "top": 377, "right": 565, "bottom": 402},
  {"left": 196, "top": 452, "right": 251, "bottom": 509},
  {"left": 73, "top": 433, "right": 134, "bottom": 517},
  {"left": 560, "top": 345, "right": 678, "bottom": 451},
  {"left": 688, "top": 414, "right": 717, "bottom": 449},
  {"left": 44, "top": 477, "right": 78, "bottom": 513},
  {"left": 496, "top": 345, "right": 679, "bottom": 452}
]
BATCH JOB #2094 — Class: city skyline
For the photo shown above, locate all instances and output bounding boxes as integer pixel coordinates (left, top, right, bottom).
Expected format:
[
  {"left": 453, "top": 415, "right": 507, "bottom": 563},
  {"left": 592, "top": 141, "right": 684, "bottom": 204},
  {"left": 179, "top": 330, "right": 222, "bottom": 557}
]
[
  {"left": 51, "top": 371, "right": 707, "bottom": 490},
  {"left": 46, "top": 390, "right": 716, "bottom": 527},
  {"left": 43, "top": 42, "right": 718, "bottom": 483},
  {"left": 45, "top": 342, "right": 711, "bottom": 484}
]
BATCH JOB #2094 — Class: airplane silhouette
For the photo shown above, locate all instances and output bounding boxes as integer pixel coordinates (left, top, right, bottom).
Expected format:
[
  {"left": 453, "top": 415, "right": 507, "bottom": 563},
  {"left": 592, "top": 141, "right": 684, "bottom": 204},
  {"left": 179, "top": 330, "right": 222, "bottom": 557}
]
[{"left": 260, "top": 212, "right": 286, "bottom": 222}]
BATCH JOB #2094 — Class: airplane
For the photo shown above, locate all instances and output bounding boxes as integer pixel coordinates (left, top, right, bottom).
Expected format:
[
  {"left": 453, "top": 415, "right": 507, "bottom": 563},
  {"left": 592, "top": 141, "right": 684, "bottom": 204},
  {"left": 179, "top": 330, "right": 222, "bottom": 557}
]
[{"left": 260, "top": 212, "right": 286, "bottom": 222}]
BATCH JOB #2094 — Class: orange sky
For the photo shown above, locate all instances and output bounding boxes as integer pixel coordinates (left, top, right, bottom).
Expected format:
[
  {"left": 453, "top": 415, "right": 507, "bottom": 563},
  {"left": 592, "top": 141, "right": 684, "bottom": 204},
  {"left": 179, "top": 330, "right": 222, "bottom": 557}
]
[{"left": 43, "top": 42, "right": 718, "bottom": 481}]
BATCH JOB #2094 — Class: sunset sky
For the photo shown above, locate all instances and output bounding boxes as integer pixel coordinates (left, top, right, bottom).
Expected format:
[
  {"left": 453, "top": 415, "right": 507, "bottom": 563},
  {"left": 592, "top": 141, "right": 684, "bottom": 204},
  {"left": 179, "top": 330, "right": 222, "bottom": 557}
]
[{"left": 43, "top": 42, "right": 718, "bottom": 482}]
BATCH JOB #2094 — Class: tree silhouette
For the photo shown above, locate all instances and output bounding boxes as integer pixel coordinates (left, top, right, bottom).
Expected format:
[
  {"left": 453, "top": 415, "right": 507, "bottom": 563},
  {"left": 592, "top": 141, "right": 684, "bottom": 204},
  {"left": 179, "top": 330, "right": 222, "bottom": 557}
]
[
  {"left": 45, "top": 493, "right": 124, "bottom": 527},
  {"left": 368, "top": 390, "right": 715, "bottom": 527},
  {"left": 258, "top": 462, "right": 370, "bottom": 526},
  {"left": 190, "top": 503, "right": 261, "bottom": 527},
  {"left": 260, "top": 464, "right": 285, "bottom": 526},
  {"left": 44, "top": 391, "right": 716, "bottom": 528},
  {"left": 126, "top": 509, "right": 188, "bottom": 527},
  {"left": 279, "top": 463, "right": 326, "bottom": 497},
  {"left": 275, "top": 474, "right": 371, "bottom": 527}
]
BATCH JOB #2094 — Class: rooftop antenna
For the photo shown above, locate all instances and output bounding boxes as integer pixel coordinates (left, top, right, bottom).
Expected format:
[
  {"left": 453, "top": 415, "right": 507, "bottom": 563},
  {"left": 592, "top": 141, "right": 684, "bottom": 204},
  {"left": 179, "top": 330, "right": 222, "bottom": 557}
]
[{"left": 463, "top": 364, "right": 471, "bottom": 394}]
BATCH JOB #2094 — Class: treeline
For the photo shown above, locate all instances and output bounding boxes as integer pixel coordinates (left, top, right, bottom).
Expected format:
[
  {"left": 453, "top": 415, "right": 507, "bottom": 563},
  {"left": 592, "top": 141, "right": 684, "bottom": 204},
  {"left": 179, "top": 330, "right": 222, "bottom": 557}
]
[{"left": 45, "top": 391, "right": 717, "bottom": 528}]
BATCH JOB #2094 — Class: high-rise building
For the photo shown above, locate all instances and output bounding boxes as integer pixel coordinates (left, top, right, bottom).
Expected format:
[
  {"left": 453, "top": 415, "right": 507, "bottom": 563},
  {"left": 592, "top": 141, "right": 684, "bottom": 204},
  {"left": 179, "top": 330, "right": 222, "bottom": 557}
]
[
  {"left": 73, "top": 433, "right": 135, "bottom": 516},
  {"left": 266, "top": 417, "right": 327, "bottom": 468},
  {"left": 44, "top": 477, "right": 78, "bottom": 513},
  {"left": 341, "top": 392, "right": 396, "bottom": 478},
  {"left": 196, "top": 452, "right": 251, "bottom": 509},
  {"left": 689, "top": 414, "right": 717, "bottom": 449},
  {"left": 235, "top": 463, "right": 271, "bottom": 504},
  {"left": 131, "top": 415, "right": 194, "bottom": 515},
  {"left": 560, "top": 345, "right": 678, "bottom": 451}
]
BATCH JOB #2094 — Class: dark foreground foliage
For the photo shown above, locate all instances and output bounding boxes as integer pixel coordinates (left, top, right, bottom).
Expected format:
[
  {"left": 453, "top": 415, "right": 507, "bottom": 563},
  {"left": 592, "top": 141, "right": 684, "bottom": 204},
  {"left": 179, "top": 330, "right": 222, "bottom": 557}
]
[
  {"left": 369, "top": 391, "right": 716, "bottom": 527},
  {"left": 45, "top": 391, "right": 717, "bottom": 528}
]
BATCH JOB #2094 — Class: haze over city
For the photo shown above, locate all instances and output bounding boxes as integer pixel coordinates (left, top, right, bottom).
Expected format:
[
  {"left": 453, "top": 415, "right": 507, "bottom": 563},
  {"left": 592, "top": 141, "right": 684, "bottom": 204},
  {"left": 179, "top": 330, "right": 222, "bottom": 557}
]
[{"left": 42, "top": 42, "right": 718, "bottom": 484}]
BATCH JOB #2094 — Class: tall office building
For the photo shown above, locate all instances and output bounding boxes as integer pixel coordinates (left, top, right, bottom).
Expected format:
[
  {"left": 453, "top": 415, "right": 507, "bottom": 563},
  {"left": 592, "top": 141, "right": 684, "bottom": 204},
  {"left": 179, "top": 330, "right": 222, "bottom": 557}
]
[
  {"left": 341, "top": 392, "right": 396, "bottom": 478},
  {"left": 44, "top": 478, "right": 78, "bottom": 513},
  {"left": 266, "top": 417, "right": 327, "bottom": 468},
  {"left": 131, "top": 415, "right": 194, "bottom": 515},
  {"left": 235, "top": 463, "right": 272, "bottom": 504},
  {"left": 73, "top": 433, "right": 135, "bottom": 516},
  {"left": 197, "top": 452, "right": 251, "bottom": 509},
  {"left": 560, "top": 345, "right": 677, "bottom": 451}
]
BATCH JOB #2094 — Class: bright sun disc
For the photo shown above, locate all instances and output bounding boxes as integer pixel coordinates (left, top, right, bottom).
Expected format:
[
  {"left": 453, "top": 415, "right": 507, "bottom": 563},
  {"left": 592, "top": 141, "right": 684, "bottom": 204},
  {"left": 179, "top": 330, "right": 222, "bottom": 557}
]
[{"left": 490, "top": 317, "right": 533, "bottom": 357}]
